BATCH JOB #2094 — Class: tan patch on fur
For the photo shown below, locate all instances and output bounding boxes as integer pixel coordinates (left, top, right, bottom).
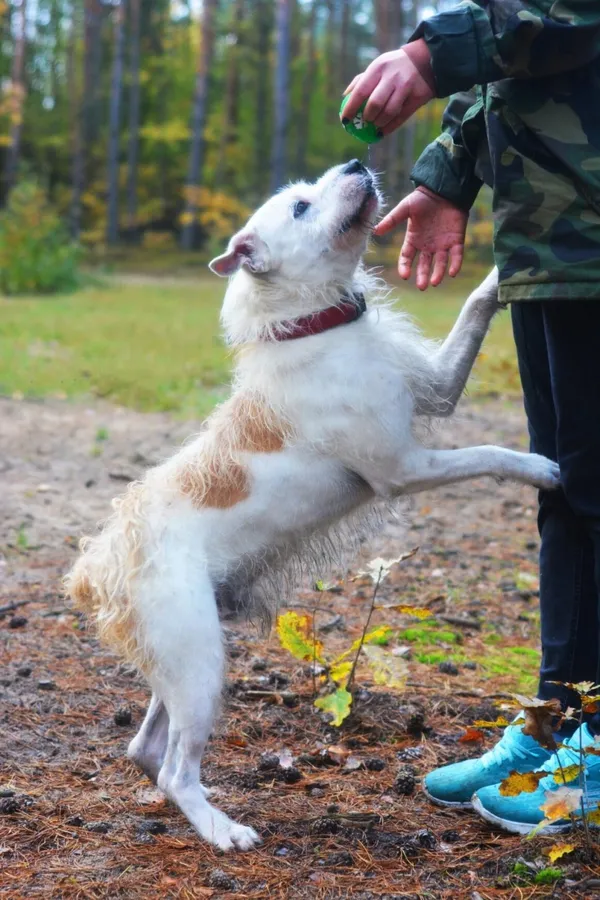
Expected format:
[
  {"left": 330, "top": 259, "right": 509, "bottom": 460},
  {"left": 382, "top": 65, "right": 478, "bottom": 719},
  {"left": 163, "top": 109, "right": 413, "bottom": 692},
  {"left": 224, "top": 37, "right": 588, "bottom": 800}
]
[{"left": 179, "top": 392, "right": 290, "bottom": 509}]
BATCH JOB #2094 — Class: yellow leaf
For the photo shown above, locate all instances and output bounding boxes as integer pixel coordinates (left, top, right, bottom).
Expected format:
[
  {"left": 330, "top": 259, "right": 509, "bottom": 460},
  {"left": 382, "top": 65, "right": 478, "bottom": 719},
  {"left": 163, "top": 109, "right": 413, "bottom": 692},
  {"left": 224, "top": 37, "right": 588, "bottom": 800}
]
[
  {"left": 329, "top": 660, "right": 353, "bottom": 687},
  {"left": 362, "top": 645, "right": 409, "bottom": 689},
  {"left": 277, "top": 611, "right": 324, "bottom": 664},
  {"left": 314, "top": 687, "right": 352, "bottom": 727},
  {"left": 376, "top": 604, "right": 432, "bottom": 619},
  {"left": 548, "top": 842, "right": 576, "bottom": 863},
  {"left": 473, "top": 717, "right": 511, "bottom": 728},
  {"left": 540, "top": 786, "right": 583, "bottom": 822},
  {"left": 587, "top": 804, "right": 600, "bottom": 826},
  {"left": 179, "top": 211, "right": 196, "bottom": 226},
  {"left": 553, "top": 764, "right": 582, "bottom": 785},
  {"left": 331, "top": 626, "right": 394, "bottom": 668},
  {"left": 499, "top": 770, "right": 546, "bottom": 797}
]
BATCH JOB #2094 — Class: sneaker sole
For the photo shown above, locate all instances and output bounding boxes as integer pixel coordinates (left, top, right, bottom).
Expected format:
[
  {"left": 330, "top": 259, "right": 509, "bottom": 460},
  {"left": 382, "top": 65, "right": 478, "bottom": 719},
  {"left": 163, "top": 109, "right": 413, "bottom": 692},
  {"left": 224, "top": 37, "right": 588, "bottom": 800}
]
[
  {"left": 422, "top": 784, "right": 473, "bottom": 810},
  {"left": 471, "top": 795, "right": 571, "bottom": 836}
]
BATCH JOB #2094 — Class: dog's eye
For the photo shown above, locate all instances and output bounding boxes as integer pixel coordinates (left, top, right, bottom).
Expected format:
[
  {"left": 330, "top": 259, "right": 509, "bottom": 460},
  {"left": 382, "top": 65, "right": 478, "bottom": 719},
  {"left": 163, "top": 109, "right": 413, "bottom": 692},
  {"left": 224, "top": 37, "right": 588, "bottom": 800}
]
[{"left": 293, "top": 200, "right": 310, "bottom": 219}]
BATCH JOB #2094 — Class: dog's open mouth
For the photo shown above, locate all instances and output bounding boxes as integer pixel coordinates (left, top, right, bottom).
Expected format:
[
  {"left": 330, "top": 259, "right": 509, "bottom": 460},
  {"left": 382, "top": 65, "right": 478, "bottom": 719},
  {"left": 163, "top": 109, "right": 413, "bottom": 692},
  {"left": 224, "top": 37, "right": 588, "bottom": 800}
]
[{"left": 338, "top": 183, "right": 378, "bottom": 235}]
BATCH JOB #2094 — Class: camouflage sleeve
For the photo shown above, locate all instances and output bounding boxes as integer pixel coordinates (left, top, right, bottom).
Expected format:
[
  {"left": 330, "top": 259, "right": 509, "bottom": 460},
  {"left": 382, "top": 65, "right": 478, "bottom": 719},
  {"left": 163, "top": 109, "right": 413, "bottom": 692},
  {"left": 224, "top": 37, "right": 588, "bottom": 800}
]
[
  {"left": 411, "top": 0, "right": 600, "bottom": 97},
  {"left": 410, "top": 90, "right": 484, "bottom": 211}
]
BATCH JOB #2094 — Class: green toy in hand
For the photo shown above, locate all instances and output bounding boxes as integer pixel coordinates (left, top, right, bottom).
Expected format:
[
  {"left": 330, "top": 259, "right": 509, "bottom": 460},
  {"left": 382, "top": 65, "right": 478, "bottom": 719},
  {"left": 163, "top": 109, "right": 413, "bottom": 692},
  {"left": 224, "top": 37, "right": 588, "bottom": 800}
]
[{"left": 340, "top": 96, "right": 383, "bottom": 144}]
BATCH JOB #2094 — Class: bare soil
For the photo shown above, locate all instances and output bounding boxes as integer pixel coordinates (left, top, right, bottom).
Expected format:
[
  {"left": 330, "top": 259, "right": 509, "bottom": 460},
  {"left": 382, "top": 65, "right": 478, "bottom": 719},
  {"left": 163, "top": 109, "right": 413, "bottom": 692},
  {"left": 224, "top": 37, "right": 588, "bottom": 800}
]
[{"left": 1, "top": 396, "right": 598, "bottom": 899}]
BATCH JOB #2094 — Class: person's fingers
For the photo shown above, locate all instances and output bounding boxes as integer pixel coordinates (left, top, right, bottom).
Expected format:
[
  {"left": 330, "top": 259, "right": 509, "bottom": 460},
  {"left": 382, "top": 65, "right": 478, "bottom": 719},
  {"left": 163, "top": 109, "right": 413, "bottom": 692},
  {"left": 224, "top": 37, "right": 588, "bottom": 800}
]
[
  {"left": 342, "top": 74, "right": 361, "bottom": 97},
  {"left": 341, "top": 70, "right": 381, "bottom": 121},
  {"left": 362, "top": 79, "right": 395, "bottom": 126},
  {"left": 398, "top": 239, "right": 417, "bottom": 280},
  {"left": 372, "top": 86, "right": 407, "bottom": 128},
  {"left": 448, "top": 242, "right": 464, "bottom": 278},
  {"left": 430, "top": 250, "right": 449, "bottom": 287},
  {"left": 373, "top": 197, "right": 411, "bottom": 236},
  {"left": 416, "top": 250, "right": 433, "bottom": 291},
  {"left": 379, "top": 113, "right": 405, "bottom": 136}
]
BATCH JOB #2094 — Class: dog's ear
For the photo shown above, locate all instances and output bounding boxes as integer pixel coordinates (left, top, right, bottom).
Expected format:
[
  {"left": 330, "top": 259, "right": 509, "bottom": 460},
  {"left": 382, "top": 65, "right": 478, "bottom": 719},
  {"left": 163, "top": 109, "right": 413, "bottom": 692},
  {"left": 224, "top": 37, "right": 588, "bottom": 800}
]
[{"left": 209, "top": 231, "right": 271, "bottom": 278}]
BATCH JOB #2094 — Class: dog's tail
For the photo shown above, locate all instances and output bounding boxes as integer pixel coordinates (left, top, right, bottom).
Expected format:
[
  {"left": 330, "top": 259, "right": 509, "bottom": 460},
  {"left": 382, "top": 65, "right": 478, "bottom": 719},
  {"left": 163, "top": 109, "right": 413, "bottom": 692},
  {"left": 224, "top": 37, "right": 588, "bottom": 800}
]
[{"left": 64, "top": 481, "right": 150, "bottom": 670}]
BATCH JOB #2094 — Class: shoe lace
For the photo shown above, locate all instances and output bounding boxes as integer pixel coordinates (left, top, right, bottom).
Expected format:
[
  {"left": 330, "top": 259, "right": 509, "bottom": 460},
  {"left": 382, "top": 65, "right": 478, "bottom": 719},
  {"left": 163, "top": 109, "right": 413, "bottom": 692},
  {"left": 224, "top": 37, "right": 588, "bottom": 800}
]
[{"left": 480, "top": 732, "right": 533, "bottom": 770}]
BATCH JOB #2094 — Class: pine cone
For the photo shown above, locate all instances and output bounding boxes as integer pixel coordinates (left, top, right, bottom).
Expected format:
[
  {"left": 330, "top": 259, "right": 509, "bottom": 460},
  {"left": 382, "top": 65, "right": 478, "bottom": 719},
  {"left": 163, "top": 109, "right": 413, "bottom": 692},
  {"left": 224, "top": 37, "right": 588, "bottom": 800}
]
[
  {"left": 309, "top": 816, "right": 339, "bottom": 835},
  {"left": 394, "top": 764, "right": 416, "bottom": 796}
]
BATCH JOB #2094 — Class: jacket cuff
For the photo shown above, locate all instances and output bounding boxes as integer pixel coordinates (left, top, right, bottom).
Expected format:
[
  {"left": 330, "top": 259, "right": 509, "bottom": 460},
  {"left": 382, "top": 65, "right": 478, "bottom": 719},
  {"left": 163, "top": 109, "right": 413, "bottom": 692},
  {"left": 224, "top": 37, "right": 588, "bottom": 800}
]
[
  {"left": 410, "top": 137, "right": 482, "bottom": 211},
  {"left": 410, "top": 6, "right": 504, "bottom": 97}
]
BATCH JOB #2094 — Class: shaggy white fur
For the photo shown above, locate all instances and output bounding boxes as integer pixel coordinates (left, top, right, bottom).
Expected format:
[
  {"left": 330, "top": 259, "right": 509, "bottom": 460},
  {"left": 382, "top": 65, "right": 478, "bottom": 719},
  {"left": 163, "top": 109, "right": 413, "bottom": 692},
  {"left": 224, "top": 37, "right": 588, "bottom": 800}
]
[{"left": 65, "top": 161, "right": 560, "bottom": 851}]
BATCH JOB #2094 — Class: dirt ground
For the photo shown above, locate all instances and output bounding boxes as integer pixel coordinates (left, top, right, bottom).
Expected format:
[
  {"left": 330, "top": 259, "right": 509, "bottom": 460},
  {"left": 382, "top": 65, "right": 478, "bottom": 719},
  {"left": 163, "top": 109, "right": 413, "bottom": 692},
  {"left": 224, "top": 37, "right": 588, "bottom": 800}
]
[{"left": 1, "top": 396, "right": 599, "bottom": 899}]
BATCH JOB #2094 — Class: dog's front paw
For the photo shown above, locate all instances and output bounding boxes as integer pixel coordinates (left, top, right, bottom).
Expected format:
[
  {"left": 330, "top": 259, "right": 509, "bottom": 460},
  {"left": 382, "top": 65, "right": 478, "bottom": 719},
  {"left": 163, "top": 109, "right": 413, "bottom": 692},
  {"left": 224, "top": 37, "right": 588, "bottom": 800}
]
[
  {"left": 196, "top": 805, "right": 261, "bottom": 851},
  {"left": 528, "top": 455, "right": 560, "bottom": 490}
]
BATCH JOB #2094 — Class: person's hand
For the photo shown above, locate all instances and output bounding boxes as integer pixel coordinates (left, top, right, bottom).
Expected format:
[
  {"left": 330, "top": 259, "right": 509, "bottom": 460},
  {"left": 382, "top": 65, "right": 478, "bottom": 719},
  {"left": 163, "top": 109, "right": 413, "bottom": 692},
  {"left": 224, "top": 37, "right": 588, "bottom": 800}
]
[
  {"left": 342, "top": 42, "right": 435, "bottom": 135},
  {"left": 375, "top": 187, "right": 468, "bottom": 290}
]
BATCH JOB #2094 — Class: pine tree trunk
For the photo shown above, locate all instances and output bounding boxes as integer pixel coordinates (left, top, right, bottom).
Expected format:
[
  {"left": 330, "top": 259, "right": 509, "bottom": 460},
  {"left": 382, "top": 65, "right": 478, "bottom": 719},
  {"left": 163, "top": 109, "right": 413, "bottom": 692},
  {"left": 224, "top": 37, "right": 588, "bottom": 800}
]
[
  {"left": 180, "top": 0, "right": 218, "bottom": 251},
  {"left": 214, "top": 0, "right": 244, "bottom": 190},
  {"left": 126, "top": 0, "right": 142, "bottom": 235},
  {"left": 295, "top": 0, "right": 318, "bottom": 177},
  {"left": 270, "top": 0, "right": 291, "bottom": 192},
  {"left": 2, "top": 0, "right": 28, "bottom": 201},
  {"left": 340, "top": 0, "right": 351, "bottom": 88},
  {"left": 68, "top": 0, "right": 84, "bottom": 237},
  {"left": 106, "top": 0, "right": 126, "bottom": 246},
  {"left": 254, "top": 0, "right": 272, "bottom": 197},
  {"left": 71, "top": 0, "right": 103, "bottom": 239}
]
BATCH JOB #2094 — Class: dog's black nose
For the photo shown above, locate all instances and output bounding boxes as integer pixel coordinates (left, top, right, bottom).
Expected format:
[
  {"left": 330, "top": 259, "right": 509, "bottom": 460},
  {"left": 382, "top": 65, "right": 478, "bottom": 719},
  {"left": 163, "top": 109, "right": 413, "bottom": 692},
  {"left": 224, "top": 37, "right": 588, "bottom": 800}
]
[{"left": 342, "top": 159, "right": 366, "bottom": 176}]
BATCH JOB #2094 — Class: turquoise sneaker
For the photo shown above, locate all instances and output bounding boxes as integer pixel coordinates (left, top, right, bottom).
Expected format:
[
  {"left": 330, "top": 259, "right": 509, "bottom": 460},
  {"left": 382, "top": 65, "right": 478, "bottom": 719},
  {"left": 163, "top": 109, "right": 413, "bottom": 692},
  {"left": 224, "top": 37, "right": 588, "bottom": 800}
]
[
  {"left": 423, "top": 716, "right": 552, "bottom": 808},
  {"left": 472, "top": 723, "right": 600, "bottom": 834}
]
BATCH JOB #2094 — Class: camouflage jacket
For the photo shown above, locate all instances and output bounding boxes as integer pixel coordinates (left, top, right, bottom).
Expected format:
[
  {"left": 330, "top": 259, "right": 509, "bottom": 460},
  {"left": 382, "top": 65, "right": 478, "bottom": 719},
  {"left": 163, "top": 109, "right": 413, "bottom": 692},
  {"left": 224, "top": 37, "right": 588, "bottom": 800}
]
[{"left": 410, "top": 1, "right": 600, "bottom": 302}]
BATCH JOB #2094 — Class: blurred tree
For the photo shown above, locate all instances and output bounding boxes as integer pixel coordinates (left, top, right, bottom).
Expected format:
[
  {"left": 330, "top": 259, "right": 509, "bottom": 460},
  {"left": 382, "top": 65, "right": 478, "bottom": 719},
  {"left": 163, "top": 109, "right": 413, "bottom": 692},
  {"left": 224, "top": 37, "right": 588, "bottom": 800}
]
[
  {"left": 126, "top": 0, "right": 142, "bottom": 235},
  {"left": 181, "top": 0, "right": 218, "bottom": 250},
  {"left": 2, "top": 0, "right": 27, "bottom": 202},
  {"left": 106, "top": 0, "right": 126, "bottom": 245},
  {"left": 271, "top": 0, "right": 291, "bottom": 191}
]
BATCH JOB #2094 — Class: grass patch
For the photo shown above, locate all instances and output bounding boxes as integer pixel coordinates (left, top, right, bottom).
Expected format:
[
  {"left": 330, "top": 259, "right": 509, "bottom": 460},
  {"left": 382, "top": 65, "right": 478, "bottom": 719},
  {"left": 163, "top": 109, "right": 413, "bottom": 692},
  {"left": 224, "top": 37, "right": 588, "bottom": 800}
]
[{"left": 0, "top": 264, "right": 519, "bottom": 417}]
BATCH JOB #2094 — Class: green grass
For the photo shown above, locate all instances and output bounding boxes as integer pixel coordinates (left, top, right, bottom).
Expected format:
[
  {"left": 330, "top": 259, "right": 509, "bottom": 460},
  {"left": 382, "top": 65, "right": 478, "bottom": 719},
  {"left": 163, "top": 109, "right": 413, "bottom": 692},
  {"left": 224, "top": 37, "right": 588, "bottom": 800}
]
[{"left": 0, "top": 265, "right": 519, "bottom": 417}]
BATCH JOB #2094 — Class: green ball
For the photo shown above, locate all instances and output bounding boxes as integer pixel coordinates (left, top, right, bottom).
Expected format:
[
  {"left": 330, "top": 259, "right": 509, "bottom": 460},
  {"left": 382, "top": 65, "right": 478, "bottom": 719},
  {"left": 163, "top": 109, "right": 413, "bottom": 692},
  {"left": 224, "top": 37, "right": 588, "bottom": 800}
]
[{"left": 340, "top": 96, "right": 382, "bottom": 144}]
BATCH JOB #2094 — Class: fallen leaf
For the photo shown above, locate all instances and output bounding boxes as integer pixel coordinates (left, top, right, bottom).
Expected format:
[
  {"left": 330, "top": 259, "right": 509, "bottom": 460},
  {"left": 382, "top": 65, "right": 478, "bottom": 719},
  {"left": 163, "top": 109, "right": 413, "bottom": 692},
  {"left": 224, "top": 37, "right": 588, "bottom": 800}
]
[
  {"left": 343, "top": 755, "right": 363, "bottom": 772},
  {"left": 587, "top": 804, "right": 600, "bottom": 826},
  {"left": 513, "top": 694, "right": 561, "bottom": 750},
  {"left": 539, "top": 786, "right": 583, "bottom": 822},
  {"left": 325, "top": 744, "right": 349, "bottom": 765},
  {"left": 553, "top": 763, "right": 582, "bottom": 785},
  {"left": 459, "top": 727, "right": 485, "bottom": 744},
  {"left": 376, "top": 604, "right": 432, "bottom": 619},
  {"left": 473, "top": 717, "right": 510, "bottom": 728},
  {"left": 277, "top": 749, "right": 294, "bottom": 769},
  {"left": 548, "top": 842, "right": 576, "bottom": 863},
  {"left": 499, "top": 770, "right": 546, "bottom": 797}
]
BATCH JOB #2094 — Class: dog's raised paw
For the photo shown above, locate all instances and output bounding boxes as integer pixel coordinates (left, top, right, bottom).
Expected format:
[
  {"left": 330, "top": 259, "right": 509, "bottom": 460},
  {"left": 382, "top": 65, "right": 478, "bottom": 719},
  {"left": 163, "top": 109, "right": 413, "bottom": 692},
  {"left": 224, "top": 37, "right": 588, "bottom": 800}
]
[{"left": 529, "top": 456, "right": 560, "bottom": 490}]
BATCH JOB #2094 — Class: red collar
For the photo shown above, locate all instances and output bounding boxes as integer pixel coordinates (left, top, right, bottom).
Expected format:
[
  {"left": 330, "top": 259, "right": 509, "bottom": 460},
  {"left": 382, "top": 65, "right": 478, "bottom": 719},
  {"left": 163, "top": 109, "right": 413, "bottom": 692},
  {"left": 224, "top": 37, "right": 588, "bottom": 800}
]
[{"left": 269, "top": 293, "right": 367, "bottom": 342}]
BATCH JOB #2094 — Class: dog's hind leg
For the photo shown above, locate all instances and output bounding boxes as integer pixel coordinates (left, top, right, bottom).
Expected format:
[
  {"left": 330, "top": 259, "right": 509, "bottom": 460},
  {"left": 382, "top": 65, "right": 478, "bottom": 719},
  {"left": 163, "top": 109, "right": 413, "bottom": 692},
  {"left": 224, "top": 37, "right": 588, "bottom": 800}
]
[
  {"left": 140, "top": 561, "right": 260, "bottom": 851},
  {"left": 127, "top": 694, "right": 169, "bottom": 785},
  {"left": 416, "top": 268, "right": 500, "bottom": 417}
]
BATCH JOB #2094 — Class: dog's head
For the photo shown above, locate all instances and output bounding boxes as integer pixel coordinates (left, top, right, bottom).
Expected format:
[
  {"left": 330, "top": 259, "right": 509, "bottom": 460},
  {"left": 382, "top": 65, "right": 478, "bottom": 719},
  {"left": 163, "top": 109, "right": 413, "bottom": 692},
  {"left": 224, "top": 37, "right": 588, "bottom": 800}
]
[{"left": 209, "top": 161, "right": 381, "bottom": 286}]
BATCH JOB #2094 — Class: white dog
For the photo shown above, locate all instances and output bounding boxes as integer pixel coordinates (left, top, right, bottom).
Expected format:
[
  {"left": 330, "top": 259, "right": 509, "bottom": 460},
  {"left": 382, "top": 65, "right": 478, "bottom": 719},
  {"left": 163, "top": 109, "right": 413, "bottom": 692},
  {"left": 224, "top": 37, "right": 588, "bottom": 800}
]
[{"left": 66, "top": 160, "right": 559, "bottom": 851}]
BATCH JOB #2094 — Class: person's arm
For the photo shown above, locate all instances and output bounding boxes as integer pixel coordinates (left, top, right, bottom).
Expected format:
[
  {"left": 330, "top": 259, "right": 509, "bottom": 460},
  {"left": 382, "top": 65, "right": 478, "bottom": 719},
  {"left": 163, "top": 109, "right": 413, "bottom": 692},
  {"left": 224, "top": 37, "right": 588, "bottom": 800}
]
[
  {"left": 409, "top": 90, "right": 484, "bottom": 211},
  {"left": 373, "top": 91, "right": 481, "bottom": 289},
  {"left": 414, "top": 0, "right": 600, "bottom": 97},
  {"left": 342, "top": 1, "right": 600, "bottom": 128}
]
